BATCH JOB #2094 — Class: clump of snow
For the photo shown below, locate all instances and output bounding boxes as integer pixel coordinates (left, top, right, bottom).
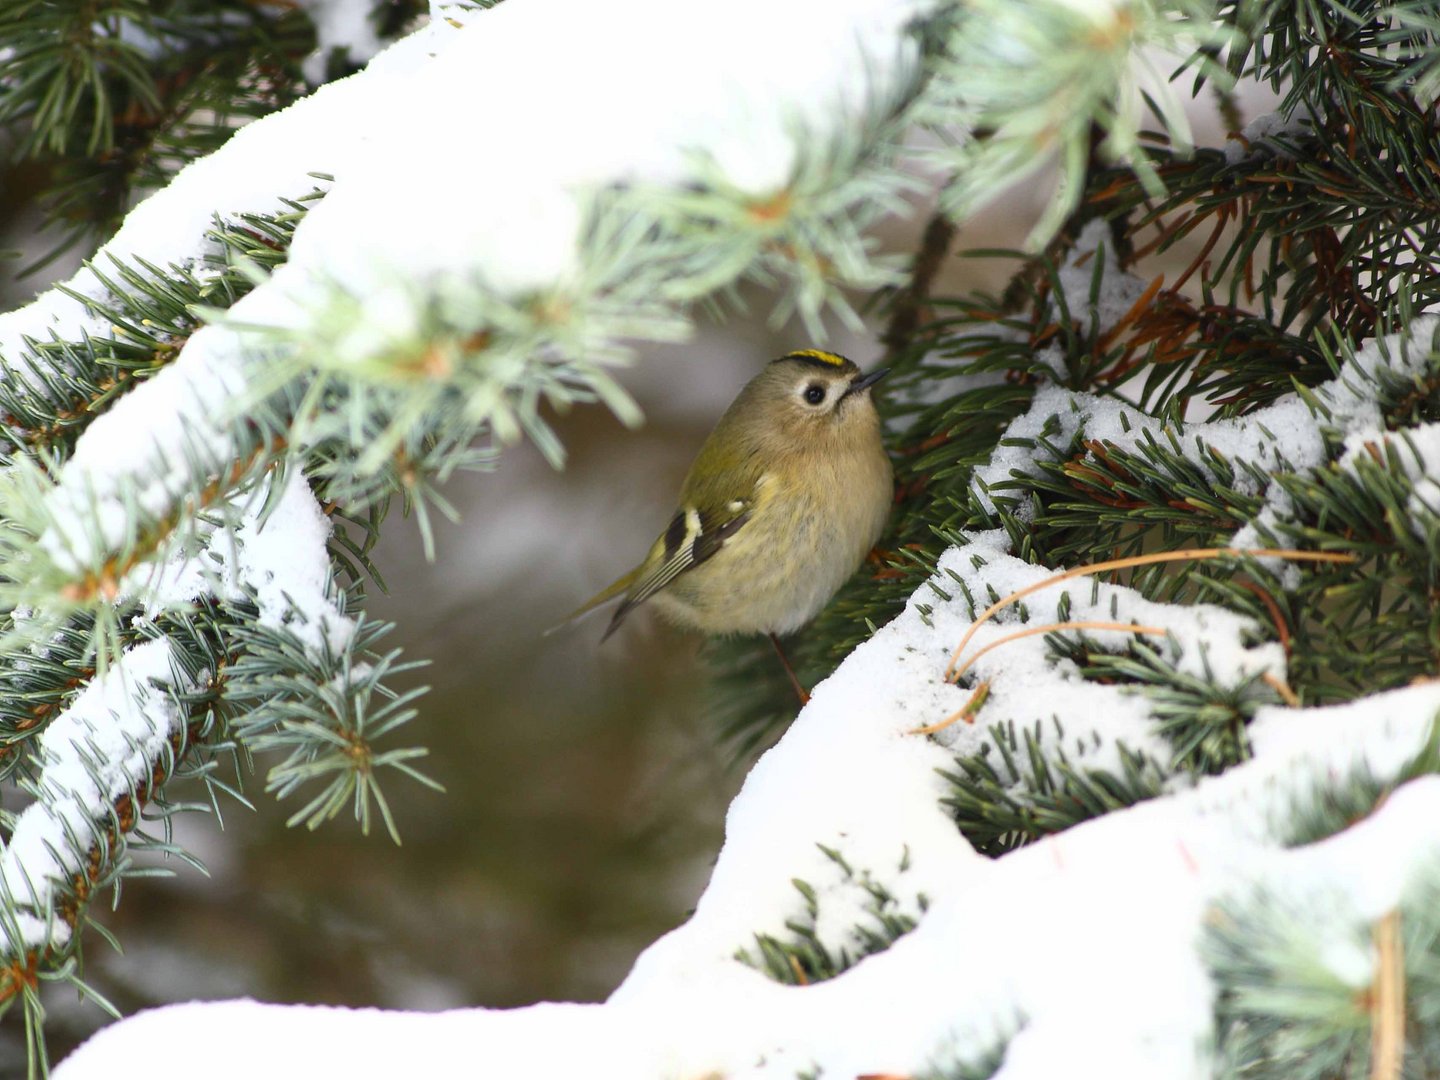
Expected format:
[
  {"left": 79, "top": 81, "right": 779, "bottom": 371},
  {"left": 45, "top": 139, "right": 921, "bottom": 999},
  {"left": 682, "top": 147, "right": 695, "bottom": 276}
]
[
  {"left": 1227, "top": 316, "right": 1440, "bottom": 577},
  {"left": 132, "top": 471, "right": 352, "bottom": 654},
  {"left": 971, "top": 381, "right": 1322, "bottom": 517},
  {"left": 1223, "top": 110, "right": 1316, "bottom": 164},
  {"left": 970, "top": 384, "right": 1086, "bottom": 514},
  {"left": 227, "top": 472, "right": 352, "bottom": 653},
  {"left": 1335, "top": 421, "right": 1440, "bottom": 542},
  {"left": 295, "top": 0, "right": 387, "bottom": 84},
  {"left": 1317, "top": 315, "right": 1440, "bottom": 435},
  {"left": 1054, "top": 218, "right": 1150, "bottom": 336}
]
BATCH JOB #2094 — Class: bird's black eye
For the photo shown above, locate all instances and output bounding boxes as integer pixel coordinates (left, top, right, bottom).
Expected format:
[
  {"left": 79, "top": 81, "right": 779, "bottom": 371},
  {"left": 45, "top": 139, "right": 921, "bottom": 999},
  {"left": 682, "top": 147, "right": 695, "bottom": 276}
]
[{"left": 803, "top": 384, "right": 825, "bottom": 405}]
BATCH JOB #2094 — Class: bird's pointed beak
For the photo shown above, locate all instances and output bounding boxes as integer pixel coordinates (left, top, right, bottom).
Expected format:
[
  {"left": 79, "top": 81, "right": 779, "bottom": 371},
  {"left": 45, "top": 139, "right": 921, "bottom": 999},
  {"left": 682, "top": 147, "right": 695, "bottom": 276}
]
[{"left": 843, "top": 367, "right": 890, "bottom": 399}]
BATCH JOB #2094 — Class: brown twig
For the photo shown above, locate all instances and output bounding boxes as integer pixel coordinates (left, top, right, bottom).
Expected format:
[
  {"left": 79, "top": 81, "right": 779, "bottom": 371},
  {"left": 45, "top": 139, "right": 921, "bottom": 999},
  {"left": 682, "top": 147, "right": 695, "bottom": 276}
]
[
  {"left": 1235, "top": 580, "right": 1292, "bottom": 657},
  {"left": 1169, "top": 203, "right": 1231, "bottom": 295},
  {"left": 945, "top": 548, "right": 1357, "bottom": 682},
  {"left": 950, "top": 620, "right": 1167, "bottom": 683},
  {"left": 910, "top": 680, "right": 991, "bottom": 736},
  {"left": 1370, "top": 909, "right": 1404, "bottom": 1080},
  {"left": 1260, "top": 671, "right": 1300, "bottom": 707}
]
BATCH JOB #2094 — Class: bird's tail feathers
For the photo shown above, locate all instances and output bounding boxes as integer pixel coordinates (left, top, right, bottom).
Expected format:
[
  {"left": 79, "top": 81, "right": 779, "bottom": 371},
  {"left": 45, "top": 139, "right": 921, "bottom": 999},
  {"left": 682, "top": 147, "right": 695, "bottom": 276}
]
[{"left": 543, "top": 568, "right": 639, "bottom": 637}]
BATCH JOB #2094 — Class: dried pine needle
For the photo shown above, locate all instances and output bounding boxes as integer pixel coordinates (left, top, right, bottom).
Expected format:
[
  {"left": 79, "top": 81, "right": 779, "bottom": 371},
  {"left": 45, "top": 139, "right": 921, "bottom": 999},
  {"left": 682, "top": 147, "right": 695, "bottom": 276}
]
[
  {"left": 945, "top": 548, "right": 1357, "bottom": 682},
  {"left": 910, "top": 680, "right": 991, "bottom": 736},
  {"left": 1260, "top": 671, "right": 1300, "bottom": 707},
  {"left": 951, "top": 620, "right": 1166, "bottom": 683},
  {"left": 1370, "top": 909, "right": 1404, "bottom": 1080}
]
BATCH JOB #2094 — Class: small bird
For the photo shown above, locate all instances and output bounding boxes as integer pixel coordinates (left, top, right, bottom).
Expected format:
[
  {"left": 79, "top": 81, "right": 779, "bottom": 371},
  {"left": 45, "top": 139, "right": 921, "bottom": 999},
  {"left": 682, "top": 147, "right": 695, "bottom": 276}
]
[{"left": 568, "top": 349, "right": 893, "bottom": 702}]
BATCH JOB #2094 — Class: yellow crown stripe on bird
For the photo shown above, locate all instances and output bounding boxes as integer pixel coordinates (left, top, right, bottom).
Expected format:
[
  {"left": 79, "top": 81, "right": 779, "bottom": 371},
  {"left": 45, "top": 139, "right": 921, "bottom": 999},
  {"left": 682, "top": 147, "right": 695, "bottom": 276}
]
[{"left": 777, "top": 349, "right": 850, "bottom": 368}]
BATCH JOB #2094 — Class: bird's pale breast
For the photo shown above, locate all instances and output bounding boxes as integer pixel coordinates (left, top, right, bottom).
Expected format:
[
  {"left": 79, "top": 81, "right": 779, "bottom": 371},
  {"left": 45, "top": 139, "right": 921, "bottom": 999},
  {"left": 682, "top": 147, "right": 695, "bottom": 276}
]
[{"left": 652, "top": 441, "right": 892, "bottom": 636}]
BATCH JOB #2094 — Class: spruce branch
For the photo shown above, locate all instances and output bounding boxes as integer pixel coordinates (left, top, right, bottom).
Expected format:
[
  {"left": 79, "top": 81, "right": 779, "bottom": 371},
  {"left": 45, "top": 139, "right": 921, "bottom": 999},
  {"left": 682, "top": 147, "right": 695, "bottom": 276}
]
[
  {"left": 0, "top": 638, "right": 210, "bottom": 1047},
  {"left": 224, "top": 609, "right": 438, "bottom": 844},
  {"left": 0, "top": 194, "right": 314, "bottom": 467},
  {"left": 0, "top": 0, "right": 347, "bottom": 268},
  {"left": 1207, "top": 882, "right": 1377, "bottom": 1079},
  {"left": 736, "top": 845, "right": 923, "bottom": 985},
  {"left": 920, "top": 0, "right": 1233, "bottom": 245},
  {"left": 940, "top": 721, "right": 1169, "bottom": 855}
]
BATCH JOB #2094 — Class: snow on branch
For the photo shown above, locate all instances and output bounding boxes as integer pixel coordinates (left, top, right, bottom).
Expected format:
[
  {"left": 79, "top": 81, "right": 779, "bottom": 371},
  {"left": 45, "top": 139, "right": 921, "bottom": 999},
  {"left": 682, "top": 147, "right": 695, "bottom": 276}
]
[
  {"left": 0, "top": 639, "right": 191, "bottom": 957},
  {"left": 0, "top": 472, "right": 432, "bottom": 1001}
]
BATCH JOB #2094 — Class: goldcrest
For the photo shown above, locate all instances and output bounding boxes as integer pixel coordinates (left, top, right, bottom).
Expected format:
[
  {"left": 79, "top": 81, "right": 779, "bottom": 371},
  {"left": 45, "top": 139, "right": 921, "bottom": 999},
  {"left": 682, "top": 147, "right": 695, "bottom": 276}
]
[{"left": 569, "top": 350, "right": 893, "bottom": 649}]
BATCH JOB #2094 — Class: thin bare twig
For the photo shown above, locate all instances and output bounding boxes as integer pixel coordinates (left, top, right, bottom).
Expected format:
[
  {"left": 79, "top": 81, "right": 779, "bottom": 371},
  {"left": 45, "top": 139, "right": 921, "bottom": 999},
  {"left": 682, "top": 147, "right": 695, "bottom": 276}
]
[
  {"left": 951, "top": 620, "right": 1167, "bottom": 682},
  {"left": 945, "top": 548, "right": 1357, "bottom": 682},
  {"left": 1370, "top": 909, "right": 1404, "bottom": 1080},
  {"left": 910, "top": 679, "right": 991, "bottom": 736}
]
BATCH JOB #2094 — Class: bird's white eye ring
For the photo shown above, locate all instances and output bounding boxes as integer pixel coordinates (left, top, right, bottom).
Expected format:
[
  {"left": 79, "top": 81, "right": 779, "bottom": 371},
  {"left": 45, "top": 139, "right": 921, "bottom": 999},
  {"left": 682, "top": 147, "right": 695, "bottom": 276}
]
[{"left": 803, "top": 384, "right": 825, "bottom": 405}]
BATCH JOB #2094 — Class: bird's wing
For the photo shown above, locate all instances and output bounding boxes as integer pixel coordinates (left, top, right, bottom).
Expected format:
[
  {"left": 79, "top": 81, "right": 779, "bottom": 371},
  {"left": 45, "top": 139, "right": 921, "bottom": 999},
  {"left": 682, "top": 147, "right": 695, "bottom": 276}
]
[{"left": 600, "top": 496, "right": 754, "bottom": 641}]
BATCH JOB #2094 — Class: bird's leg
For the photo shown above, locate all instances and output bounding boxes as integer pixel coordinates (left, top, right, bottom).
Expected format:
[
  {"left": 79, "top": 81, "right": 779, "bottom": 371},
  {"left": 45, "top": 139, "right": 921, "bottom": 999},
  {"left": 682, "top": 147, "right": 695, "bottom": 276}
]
[{"left": 769, "top": 633, "right": 810, "bottom": 707}]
